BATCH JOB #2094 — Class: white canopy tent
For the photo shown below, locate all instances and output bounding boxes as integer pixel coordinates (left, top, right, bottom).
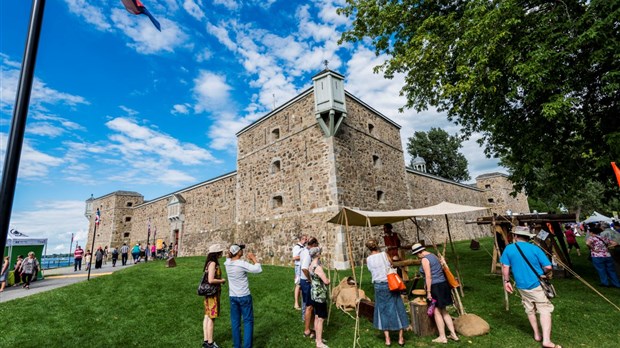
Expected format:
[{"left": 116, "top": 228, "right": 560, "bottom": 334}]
[
  {"left": 328, "top": 201, "right": 489, "bottom": 226},
  {"left": 582, "top": 211, "right": 613, "bottom": 224}
]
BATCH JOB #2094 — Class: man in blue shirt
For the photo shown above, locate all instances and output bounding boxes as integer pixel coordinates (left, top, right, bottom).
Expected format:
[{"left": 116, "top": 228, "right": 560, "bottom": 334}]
[{"left": 501, "top": 226, "right": 560, "bottom": 348}]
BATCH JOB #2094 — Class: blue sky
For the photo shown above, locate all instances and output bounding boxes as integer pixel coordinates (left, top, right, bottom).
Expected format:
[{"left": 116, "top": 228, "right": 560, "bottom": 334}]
[{"left": 1, "top": 0, "right": 501, "bottom": 254}]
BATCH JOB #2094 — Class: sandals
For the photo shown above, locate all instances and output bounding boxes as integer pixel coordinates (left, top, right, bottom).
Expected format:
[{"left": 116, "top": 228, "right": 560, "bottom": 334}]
[
  {"left": 432, "top": 337, "right": 448, "bottom": 344},
  {"left": 303, "top": 331, "right": 316, "bottom": 339},
  {"left": 448, "top": 334, "right": 460, "bottom": 342}
]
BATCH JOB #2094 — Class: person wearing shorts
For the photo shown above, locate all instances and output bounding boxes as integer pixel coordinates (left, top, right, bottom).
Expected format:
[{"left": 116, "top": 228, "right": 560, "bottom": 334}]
[{"left": 501, "top": 226, "right": 560, "bottom": 348}]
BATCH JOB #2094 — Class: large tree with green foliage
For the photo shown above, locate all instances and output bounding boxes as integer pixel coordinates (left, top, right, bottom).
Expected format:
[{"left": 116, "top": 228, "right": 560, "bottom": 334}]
[
  {"left": 339, "top": 0, "right": 620, "bottom": 214},
  {"left": 407, "top": 128, "right": 470, "bottom": 182}
]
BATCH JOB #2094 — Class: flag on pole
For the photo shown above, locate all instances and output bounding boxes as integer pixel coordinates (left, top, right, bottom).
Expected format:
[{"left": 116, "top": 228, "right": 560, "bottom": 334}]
[
  {"left": 121, "top": 0, "right": 161, "bottom": 31},
  {"left": 95, "top": 208, "right": 101, "bottom": 225},
  {"left": 612, "top": 162, "right": 620, "bottom": 188}
]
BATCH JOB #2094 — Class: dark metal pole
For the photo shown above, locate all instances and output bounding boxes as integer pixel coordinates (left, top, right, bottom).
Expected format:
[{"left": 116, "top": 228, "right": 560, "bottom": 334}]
[
  {"left": 0, "top": 0, "right": 47, "bottom": 261},
  {"left": 145, "top": 230, "right": 150, "bottom": 262},
  {"left": 87, "top": 224, "right": 97, "bottom": 281}
]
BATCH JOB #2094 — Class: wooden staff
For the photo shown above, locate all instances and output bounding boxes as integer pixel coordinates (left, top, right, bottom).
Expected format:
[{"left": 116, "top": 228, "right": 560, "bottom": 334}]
[{"left": 445, "top": 214, "right": 464, "bottom": 297}]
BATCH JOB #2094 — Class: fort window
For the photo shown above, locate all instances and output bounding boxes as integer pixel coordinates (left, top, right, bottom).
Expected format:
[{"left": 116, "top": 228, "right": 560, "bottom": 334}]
[
  {"left": 123, "top": 232, "right": 130, "bottom": 238},
  {"left": 368, "top": 123, "right": 375, "bottom": 135},
  {"left": 484, "top": 184, "right": 491, "bottom": 189},
  {"left": 125, "top": 217, "right": 132, "bottom": 222},
  {"left": 272, "top": 195, "right": 283, "bottom": 208},
  {"left": 271, "top": 160, "right": 281, "bottom": 174},
  {"left": 271, "top": 128, "right": 280, "bottom": 141},
  {"left": 488, "top": 198, "right": 495, "bottom": 203},
  {"left": 372, "top": 155, "right": 381, "bottom": 168},
  {"left": 377, "top": 190, "right": 385, "bottom": 203},
  {"left": 126, "top": 202, "right": 133, "bottom": 207}
]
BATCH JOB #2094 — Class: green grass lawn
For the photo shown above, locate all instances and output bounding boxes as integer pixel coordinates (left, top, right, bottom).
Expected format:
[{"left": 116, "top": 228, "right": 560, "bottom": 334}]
[{"left": 1, "top": 237, "right": 619, "bottom": 347}]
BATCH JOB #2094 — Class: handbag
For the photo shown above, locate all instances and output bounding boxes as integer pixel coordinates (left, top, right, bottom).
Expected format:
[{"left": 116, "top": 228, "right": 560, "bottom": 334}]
[
  {"left": 197, "top": 271, "right": 219, "bottom": 296},
  {"left": 442, "top": 264, "right": 460, "bottom": 289},
  {"left": 515, "top": 244, "right": 556, "bottom": 299},
  {"left": 384, "top": 253, "right": 406, "bottom": 292}
]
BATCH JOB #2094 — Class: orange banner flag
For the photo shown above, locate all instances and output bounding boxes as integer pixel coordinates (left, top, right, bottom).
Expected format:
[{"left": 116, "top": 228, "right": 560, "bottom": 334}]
[{"left": 612, "top": 162, "right": 620, "bottom": 188}]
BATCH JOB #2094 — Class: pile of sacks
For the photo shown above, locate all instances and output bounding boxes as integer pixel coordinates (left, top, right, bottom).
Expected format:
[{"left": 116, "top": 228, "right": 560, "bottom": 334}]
[{"left": 331, "top": 277, "right": 370, "bottom": 311}]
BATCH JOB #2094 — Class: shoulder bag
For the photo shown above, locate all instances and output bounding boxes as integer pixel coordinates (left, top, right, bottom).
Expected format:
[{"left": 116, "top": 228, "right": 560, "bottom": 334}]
[
  {"left": 515, "top": 244, "right": 556, "bottom": 299},
  {"left": 197, "top": 271, "right": 219, "bottom": 296},
  {"left": 384, "top": 253, "right": 406, "bottom": 292}
]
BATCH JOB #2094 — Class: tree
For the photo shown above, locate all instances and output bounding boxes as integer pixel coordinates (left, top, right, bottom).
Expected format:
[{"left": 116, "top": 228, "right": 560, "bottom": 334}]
[
  {"left": 340, "top": 0, "right": 620, "bottom": 211},
  {"left": 407, "top": 128, "right": 470, "bottom": 182}
]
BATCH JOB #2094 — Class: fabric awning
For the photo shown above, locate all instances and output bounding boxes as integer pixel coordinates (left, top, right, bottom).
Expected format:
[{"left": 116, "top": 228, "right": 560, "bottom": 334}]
[
  {"left": 582, "top": 211, "right": 613, "bottom": 224},
  {"left": 327, "top": 201, "right": 489, "bottom": 227}
]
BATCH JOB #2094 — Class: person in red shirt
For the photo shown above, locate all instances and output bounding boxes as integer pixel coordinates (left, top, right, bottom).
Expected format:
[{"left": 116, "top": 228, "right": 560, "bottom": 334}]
[
  {"left": 564, "top": 224, "right": 581, "bottom": 256},
  {"left": 74, "top": 246, "right": 85, "bottom": 271},
  {"left": 383, "top": 223, "right": 402, "bottom": 260}
]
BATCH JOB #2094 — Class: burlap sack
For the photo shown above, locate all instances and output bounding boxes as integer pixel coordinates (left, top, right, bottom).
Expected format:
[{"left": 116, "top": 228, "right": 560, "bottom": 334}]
[
  {"left": 331, "top": 277, "right": 369, "bottom": 311},
  {"left": 453, "top": 313, "right": 490, "bottom": 336}
]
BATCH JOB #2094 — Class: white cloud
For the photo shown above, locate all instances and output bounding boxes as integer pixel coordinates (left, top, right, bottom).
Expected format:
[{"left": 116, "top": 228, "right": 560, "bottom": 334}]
[
  {"left": 64, "top": 0, "right": 112, "bottom": 32},
  {"left": 213, "top": 0, "right": 240, "bottom": 11},
  {"left": 192, "top": 71, "right": 233, "bottom": 113},
  {"left": 10, "top": 200, "right": 89, "bottom": 254},
  {"left": 28, "top": 122, "right": 65, "bottom": 138},
  {"left": 206, "top": 22, "right": 238, "bottom": 51},
  {"left": 183, "top": 0, "right": 206, "bottom": 20},
  {"left": 105, "top": 117, "right": 217, "bottom": 165},
  {"left": 172, "top": 104, "right": 191, "bottom": 115},
  {"left": 1, "top": 55, "right": 88, "bottom": 112},
  {"left": 119, "top": 105, "right": 139, "bottom": 116},
  {"left": 110, "top": 8, "right": 188, "bottom": 54},
  {"left": 0, "top": 135, "right": 64, "bottom": 180}
]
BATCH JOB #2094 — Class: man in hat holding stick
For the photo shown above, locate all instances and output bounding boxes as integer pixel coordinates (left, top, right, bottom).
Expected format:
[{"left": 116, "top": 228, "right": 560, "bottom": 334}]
[{"left": 501, "top": 226, "right": 560, "bottom": 348}]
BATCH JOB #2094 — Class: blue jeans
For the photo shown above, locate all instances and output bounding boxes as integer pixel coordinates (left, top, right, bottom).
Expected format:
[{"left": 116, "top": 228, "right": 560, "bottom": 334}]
[
  {"left": 592, "top": 257, "right": 620, "bottom": 287},
  {"left": 230, "top": 295, "right": 254, "bottom": 348}
]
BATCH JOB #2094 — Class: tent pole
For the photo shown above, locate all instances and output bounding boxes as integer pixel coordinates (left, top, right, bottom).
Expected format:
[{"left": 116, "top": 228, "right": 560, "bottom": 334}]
[{"left": 445, "top": 214, "right": 464, "bottom": 297}]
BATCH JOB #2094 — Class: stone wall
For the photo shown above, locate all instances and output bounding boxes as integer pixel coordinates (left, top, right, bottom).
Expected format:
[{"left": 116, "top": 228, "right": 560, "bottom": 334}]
[
  {"left": 85, "top": 192, "right": 143, "bottom": 252},
  {"left": 405, "top": 170, "right": 490, "bottom": 243},
  {"left": 476, "top": 173, "right": 530, "bottom": 215}
]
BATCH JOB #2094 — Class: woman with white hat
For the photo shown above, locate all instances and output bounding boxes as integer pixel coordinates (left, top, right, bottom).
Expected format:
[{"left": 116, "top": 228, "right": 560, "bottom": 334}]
[
  {"left": 411, "top": 243, "right": 459, "bottom": 344},
  {"left": 202, "top": 244, "right": 227, "bottom": 348}
]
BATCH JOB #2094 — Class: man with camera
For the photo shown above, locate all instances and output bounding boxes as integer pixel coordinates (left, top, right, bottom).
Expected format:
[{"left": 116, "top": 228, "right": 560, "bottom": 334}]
[
  {"left": 501, "top": 226, "right": 559, "bottom": 348},
  {"left": 225, "top": 244, "right": 262, "bottom": 348}
]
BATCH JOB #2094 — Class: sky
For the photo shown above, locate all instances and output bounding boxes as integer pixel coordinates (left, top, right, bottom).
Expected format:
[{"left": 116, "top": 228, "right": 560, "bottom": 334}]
[{"left": 0, "top": 0, "right": 502, "bottom": 255}]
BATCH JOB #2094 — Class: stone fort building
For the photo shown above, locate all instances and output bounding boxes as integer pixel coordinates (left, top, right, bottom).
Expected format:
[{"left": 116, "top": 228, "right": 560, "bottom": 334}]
[{"left": 84, "top": 70, "right": 528, "bottom": 268}]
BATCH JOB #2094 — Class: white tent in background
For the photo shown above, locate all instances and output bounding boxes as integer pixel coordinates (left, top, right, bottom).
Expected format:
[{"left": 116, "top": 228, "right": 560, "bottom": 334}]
[{"left": 582, "top": 211, "right": 613, "bottom": 224}]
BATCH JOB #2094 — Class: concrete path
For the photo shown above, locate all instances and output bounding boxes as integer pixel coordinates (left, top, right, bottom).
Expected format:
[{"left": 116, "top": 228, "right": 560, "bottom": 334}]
[{"left": 0, "top": 260, "right": 137, "bottom": 303}]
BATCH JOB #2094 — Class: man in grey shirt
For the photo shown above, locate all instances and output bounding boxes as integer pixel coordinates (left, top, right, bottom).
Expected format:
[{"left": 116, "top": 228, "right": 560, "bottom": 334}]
[{"left": 224, "top": 244, "right": 262, "bottom": 348}]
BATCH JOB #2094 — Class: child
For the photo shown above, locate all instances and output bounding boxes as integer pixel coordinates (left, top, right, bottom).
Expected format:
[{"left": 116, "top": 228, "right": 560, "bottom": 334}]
[{"left": 85, "top": 251, "right": 92, "bottom": 271}]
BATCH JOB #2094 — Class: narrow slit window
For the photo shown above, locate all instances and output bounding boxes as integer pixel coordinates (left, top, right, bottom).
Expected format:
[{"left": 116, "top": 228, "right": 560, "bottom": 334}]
[
  {"left": 271, "top": 128, "right": 280, "bottom": 141},
  {"left": 372, "top": 155, "right": 381, "bottom": 168},
  {"left": 123, "top": 232, "right": 130, "bottom": 238},
  {"left": 273, "top": 195, "right": 283, "bottom": 208},
  {"left": 488, "top": 198, "right": 495, "bottom": 203},
  {"left": 377, "top": 190, "right": 385, "bottom": 203},
  {"left": 125, "top": 217, "right": 132, "bottom": 222},
  {"left": 271, "top": 160, "right": 281, "bottom": 174},
  {"left": 126, "top": 202, "right": 133, "bottom": 207},
  {"left": 368, "top": 123, "right": 375, "bottom": 135},
  {"left": 485, "top": 184, "right": 491, "bottom": 189}
]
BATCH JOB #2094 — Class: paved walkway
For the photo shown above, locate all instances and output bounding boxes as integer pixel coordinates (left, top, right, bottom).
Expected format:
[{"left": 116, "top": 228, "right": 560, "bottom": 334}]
[{"left": 0, "top": 260, "right": 137, "bottom": 303}]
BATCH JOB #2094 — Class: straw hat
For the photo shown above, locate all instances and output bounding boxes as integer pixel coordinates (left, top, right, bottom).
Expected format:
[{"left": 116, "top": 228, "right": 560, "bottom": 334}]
[
  {"left": 511, "top": 226, "right": 536, "bottom": 238},
  {"left": 410, "top": 243, "right": 425, "bottom": 255},
  {"left": 208, "top": 244, "right": 224, "bottom": 254}
]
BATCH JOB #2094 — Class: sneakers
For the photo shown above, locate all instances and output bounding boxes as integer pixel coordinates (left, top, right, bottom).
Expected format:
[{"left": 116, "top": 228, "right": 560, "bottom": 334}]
[{"left": 202, "top": 341, "right": 220, "bottom": 348}]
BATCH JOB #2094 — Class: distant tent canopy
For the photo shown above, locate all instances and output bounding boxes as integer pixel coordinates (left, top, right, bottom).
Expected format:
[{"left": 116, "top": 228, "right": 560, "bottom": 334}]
[
  {"left": 327, "top": 201, "right": 489, "bottom": 227},
  {"left": 582, "top": 211, "right": 613, "bottom": 224}
]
